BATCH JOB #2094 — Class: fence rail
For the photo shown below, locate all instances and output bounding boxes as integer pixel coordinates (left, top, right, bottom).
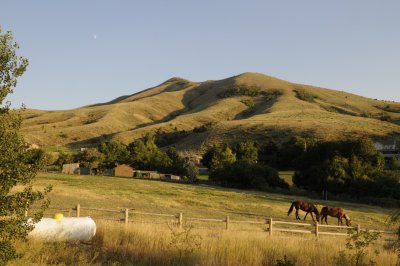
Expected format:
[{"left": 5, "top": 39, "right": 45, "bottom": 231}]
[{"left": 30, "top": 203, "right": 398, "bottom": 238}]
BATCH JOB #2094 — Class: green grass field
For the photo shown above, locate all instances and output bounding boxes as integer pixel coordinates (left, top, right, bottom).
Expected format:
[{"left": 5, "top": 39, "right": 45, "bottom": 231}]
[{"left": 31, "top": 172, "right": 396, "bottom": 231}]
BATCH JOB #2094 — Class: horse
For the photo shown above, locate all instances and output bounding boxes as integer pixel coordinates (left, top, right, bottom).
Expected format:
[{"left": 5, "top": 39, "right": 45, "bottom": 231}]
[
  {"left": 320, "top": 206, "right": 351, "bottom": 226},
  {"left": 287, "top": 201, "right": 320, "bottom": 222}
]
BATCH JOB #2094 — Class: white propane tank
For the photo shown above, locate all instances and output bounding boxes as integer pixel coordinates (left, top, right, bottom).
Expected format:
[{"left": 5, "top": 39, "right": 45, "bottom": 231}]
[{"left": 29, "top": 215, "right": 96, "bottom": 242}]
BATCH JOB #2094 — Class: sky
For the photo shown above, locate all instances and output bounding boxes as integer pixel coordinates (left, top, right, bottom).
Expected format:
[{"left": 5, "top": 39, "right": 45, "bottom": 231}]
[{"left": 1, "top": 0, "right": 399, "bottom": 110}]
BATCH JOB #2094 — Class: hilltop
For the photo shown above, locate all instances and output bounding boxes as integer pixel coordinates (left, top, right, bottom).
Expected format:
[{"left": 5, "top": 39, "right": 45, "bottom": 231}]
[{"left": 21, "top": 72, "right": 400, "bottom": 152}]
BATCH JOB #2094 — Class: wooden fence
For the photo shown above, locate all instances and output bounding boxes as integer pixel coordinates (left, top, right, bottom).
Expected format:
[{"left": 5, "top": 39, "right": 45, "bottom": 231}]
[{"left": 34, "top": 204, "right": 398, "bottom": 238}]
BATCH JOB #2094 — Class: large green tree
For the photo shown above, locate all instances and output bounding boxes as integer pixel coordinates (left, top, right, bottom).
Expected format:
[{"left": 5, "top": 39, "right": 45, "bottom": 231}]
[
  {"left": 0, "top": 28, "right": 50, "bottom": 264},
  {"left": 293, "top": 139, "right": 398, "bottom": 200},
  {"left": 128, "top": 133, "right": 172, "bottom": 171},
  {"left": 201, "top": 144, "right": 236, "bottom": 171}
]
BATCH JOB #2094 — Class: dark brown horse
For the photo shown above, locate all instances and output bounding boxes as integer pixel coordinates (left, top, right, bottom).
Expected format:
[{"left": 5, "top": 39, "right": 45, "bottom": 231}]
[
  {"left": 287, "top": 201, "right": 320, "bottom": 222},
  {"left": 320, "top": 206, "right": 351, "bottom": 226}
]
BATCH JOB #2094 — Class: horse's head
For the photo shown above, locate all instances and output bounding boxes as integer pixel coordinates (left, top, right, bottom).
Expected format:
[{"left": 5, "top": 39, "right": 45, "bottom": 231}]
[{"left": 344, "top": 214, "right": 351, "bottom": 226}]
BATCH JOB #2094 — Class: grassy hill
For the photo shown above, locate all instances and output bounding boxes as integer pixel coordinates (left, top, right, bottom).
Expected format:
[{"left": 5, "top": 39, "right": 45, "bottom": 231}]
[{"left": 21, "top": 72, "right": 400, "bottom": 152}]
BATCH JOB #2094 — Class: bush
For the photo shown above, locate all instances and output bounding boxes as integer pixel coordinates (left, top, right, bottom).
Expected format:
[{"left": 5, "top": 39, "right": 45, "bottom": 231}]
[
  {"left": 210, "top": 161, "right": 288, "bottom": 189},
  {"left": 294, "top": 89, "right": 317, "bottom": 102}
]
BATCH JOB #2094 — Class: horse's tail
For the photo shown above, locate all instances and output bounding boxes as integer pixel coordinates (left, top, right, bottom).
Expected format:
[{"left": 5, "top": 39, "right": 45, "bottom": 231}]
[{"left": 288, "top": 202, "right": 295, "bottom": 216}]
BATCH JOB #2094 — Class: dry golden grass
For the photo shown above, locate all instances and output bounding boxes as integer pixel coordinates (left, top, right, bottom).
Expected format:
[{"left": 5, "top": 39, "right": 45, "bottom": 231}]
[
  {"left": 20, "top": 72, "right": 400, "bottom": 150},
  {"left": 10, "top": 172, "right": 400, "bottom": 265},
  {"left": 11, "top": 221, "right": 399, "bottom": 266}
]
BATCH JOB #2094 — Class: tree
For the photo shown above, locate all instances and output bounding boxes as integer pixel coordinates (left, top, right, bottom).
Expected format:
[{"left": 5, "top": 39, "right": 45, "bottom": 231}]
[
  {"left": 258, "top": 140, "right": 279, "bottom": 168},
  {"left": 234, "top": 140, "right": 258, "bottom": 163},
  {"left": 98, "top": 140, "right": 130, "bottom": 168},
  {"left": 293, "top": 139, "right": 397, "bottom": 200},
  {"left": 75, "top": 148, "right": 104, "bottom": 169},
  {"left": 209, "top": 160, "right": 288, "bottom": 189},
  {"left": 278, "top": 136, "right": 308, "bottom": 169},
  {"left": 55, "top": 151, "right": 74, "bottom": 169},
  {"left": 128, "top": 133, "right": 172, "bottom": 171},
  {"left": 201, "top": 144, "right": 236, "bottom": 171},
  {"left": 0, "top": 27, "right": 51, "bottom": 264}
]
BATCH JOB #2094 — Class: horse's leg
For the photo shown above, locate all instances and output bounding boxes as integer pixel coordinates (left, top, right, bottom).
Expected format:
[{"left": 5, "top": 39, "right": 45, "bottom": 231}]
[
  {"left": 304, "top": 212, "right": 309, "bottom": 221},
  {"left": 295, "top": 209, "right": 300, "bottom": 220},
  {"left": 324, "top": 216, "right": 328, "bottom": 225},
  {"left": 310, "top": 212, "right": 315, "bottom": 222}
]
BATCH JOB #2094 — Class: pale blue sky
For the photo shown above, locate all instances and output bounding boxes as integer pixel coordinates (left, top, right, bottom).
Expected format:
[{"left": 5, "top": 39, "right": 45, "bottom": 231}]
[{"left": 1, "top": 1, "right": 399, "bottom": 110}]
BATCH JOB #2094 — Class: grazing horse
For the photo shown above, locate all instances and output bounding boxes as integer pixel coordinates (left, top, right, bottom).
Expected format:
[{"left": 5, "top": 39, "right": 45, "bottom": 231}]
[
  {"left": 287, "top": 201, "right": 320, "bottom": 222},
  {"left": 320, "top": 206, "right": 351, "bottom": 226}
]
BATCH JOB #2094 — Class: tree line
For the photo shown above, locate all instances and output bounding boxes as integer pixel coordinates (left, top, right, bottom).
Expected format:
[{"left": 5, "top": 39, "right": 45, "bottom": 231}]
[{"left": 201, "top": 137, "right": 400, "bottom": 201}]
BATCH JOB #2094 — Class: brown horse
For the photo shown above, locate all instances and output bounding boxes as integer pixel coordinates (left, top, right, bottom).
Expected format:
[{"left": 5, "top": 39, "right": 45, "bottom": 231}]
[
  {"left": 320, "top": 206, "right": 351, "bottom": 226},
  {"left": 287, "top": 201, "right": 320, "bottom": 222}
]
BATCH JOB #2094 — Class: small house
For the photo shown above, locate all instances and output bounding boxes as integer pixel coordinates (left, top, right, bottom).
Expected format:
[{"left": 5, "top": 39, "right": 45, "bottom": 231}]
[
  {"left": 114, "top": 164, "right": 134, "bottom": 178},
  {"left": 62, "top": 163, "right": 80, "bottom": 175},
  {"left": 162, "top": 174, "right": 181, "bottom": 181},
  {"left": 134, "top": 170, "right": 160, "bottom": 179}
]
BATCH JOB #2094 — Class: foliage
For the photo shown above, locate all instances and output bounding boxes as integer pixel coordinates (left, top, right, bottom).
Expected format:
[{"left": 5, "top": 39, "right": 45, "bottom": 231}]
[
  {"left": 210, "top": 160, "right": 288, "bottom": 189},
  {"left": 155, "top": 130, "right": 190, "bottom": 147},
  {"left": 388, "top": 156, "right": 398, "bottom": 170},
  {"left": 218, "top": 85, "right": 282, "bottom": 101},
  {"left": 98, "top": 140, "right": 130, "bottom": 168},
  {"left": 24, "top": 149, "right": 55, "bottom": 168},
  {"left": 293, "top": 88, "right": 317, "bottom": 102},
  {"left": 293, "top": 138, "right": 399, "bottom": 199},
  {"left": 278, "top": 136, "right": 310, "bottom": 169},
  {"left": 165, "top": 147, "right": 198, "bottom": 180},
  {"left": 168, "top": 224, "right": 202, "bottom": 261},
  {"left": 55, "top": 152, "right": 73, "bottom": 169},
  {"left": 75, "top": 148, "right": 104, "bottom": 169},
  {"left": 334, "top": 230, "right": 380, "bottom": 266},
  {"left": 201, "top": 144, "right": 236, "bottom": 171},
  {"left": 218, "top": 84, "right": 261, "bottom": 98},
  {"left": 183, "top": 162, "right": 199, "bottom": 181},
  {"left": 258, "top": 140, "right": 279, "bottom": 168},
  {"left": 234, "top": 140, "right": 258, "bottom": 163},
  {"left": 128, "top": 133, "right": 172, "bottom": 171},
  {"left": 240, "top": 98, "right": 255, "bottom": 108},
  {"left": 0, "top": 27, "right": 50, "bottom": 265}
]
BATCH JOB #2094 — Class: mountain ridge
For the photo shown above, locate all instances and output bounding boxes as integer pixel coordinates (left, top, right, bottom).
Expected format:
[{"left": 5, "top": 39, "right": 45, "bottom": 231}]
[{"left": 21, "top": 72, "right": 400, "bottom": 152}]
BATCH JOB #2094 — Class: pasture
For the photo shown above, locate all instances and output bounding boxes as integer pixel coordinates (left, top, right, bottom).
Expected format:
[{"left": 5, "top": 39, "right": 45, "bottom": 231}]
[{"left": 14, "top": 172, "right": 399, "bottom": 265}]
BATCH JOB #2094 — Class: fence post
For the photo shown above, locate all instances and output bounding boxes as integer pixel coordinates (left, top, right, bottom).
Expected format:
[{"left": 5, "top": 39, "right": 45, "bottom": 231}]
[
  {"left": 76, "top": 203, "right": 80, "bottom": 217},
  {"left": 177, "top": 212, "right": 183, "bottom": 229},
  {"left": 315, "top": 221, "right": 319, "bottom": 237},
  {"left": 357, "top": 224, "right": 361, "bottom": 235},
  {"left": 269, "top": 217, "right": 273, "bottom": 237},
  {"left": 124, "top": 208, "right": 129, "bottom": 225},
  {"left": 226, "top": 216, "right": 229, "bottom": 230}
]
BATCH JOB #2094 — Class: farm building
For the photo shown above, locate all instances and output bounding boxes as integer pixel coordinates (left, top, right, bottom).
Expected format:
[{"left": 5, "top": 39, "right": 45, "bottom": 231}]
[
  {"left": 133, "top": 170, "right": 160, "bottom": 179},
  {"left": 62, "top": 163, "right": 92, "bottom": 175},
  {"left": 114, "top": 164, "right": 134, "bottom": 177},
  {"left": 62, "top": 163, "right": 80, "bottom": 174},
  {"left": 77, "top": 167, "right": 91, "bottom": 175},
  {"left": 375, "top": 140, "right": 400, "bottom": 168},
  {"left": 162, "top": 174, "right": 181, "bottom": 181}
]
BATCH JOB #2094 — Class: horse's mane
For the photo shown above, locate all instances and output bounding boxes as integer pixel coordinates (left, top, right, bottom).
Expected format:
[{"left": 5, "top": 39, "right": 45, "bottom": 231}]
[{"left": 344, "top": 213, "right": 351, "bottom": 220}]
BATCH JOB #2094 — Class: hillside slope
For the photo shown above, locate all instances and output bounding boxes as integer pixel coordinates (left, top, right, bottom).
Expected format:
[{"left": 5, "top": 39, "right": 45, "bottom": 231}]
[{"left": 21, "top": 72, "right": 400, "bottom": 152}]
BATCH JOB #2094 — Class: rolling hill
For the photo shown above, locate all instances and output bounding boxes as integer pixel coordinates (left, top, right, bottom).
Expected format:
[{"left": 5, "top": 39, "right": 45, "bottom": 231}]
[{"left": 21, "top": 72, "right": 400, "bottom": 152}]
